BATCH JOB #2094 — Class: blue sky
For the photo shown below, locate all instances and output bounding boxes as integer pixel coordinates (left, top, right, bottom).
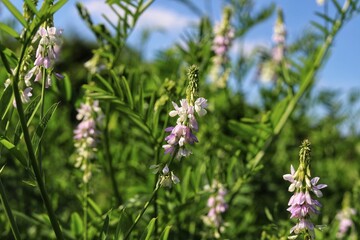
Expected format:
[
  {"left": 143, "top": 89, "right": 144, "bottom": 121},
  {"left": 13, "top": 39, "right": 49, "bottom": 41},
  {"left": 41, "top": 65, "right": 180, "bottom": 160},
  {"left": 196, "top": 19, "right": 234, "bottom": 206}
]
[{"left": 1, "top": 0, "right": 360, "bottom": 94}]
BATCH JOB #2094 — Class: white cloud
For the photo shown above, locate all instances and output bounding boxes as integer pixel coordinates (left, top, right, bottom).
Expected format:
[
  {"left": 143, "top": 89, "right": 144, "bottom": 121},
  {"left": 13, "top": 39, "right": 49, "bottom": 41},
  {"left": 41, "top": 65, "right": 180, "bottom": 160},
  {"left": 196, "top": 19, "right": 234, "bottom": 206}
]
[
  {"left": 83, "top": 1, "right": 119, "bottom": 23},
  {"left": 82, "top": 1, "right": 196, "bottom": 32},
  {"left": 231, "top": 39, "right": 270, "bottom": 57},
  {"left": 138, "top": 7, "right": 196, "bottom": 31}
]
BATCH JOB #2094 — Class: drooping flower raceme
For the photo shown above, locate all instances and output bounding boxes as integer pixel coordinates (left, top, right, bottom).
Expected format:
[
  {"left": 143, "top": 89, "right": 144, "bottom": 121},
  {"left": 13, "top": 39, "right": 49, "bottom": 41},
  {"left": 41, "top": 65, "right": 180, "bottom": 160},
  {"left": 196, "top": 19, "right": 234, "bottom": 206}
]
[
  {"left": 74, "top": 98, "right": 104, "bottom": 183},
  {"left": 209, "top": 6, "right": 235, "bottom": 88},
  {"left": 25, "top": 26, "right": 63, "bottom": 88},
  {"left": 283, "top": 139, "right": 327, "bottom": 240},
  {"left": 162, "top": 66, "right": 208, "bottom": 159}
]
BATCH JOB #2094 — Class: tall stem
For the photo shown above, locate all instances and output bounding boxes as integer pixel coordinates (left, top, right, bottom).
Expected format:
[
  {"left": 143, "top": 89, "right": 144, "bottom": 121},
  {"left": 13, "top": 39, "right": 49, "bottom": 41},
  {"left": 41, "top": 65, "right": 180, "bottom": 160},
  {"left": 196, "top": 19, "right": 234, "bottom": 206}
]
[
  {"left": 104, "top": 104, "right": 122, "bottom": 205},
  {"left": 13, "top": 39, "right": 64, "bottom": 240},
  {"left": 124, "top": 184, "right": 160, "bottom": 240},
  {"left": 83, "top": 182, "right": 88, "bottom": 240},
  {"left": 38, "top": 67, "right": 47, "bottom": 173}
]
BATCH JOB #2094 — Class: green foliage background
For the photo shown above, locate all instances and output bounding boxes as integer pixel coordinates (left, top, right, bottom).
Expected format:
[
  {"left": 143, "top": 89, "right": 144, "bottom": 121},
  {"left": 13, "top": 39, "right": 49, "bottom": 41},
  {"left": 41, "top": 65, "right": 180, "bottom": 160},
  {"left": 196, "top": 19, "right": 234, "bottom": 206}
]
[{"left": 0, "top": 0, "right": 360, "bottom": 239}]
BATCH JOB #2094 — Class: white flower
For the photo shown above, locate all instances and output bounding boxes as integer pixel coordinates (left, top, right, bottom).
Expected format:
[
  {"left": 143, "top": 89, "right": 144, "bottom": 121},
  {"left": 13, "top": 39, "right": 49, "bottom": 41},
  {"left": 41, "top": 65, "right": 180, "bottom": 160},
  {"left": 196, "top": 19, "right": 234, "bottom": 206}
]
[
  {"left": 283, "top": 165, "right": 302, "bottom": 192},
  {"left": 13, "top": 87, "right": 33, "bottom": 107},
  {"left": 159, "top": 164, "right": 180, "bottom": 188},
  {"left": 195, "top": 97, "right": 208, "bottom": 116},
  {"left": 21, "top": 87, "right": 33, "bottom": 103},
  {"left": 311, "top": 177, "right": 327, "bottom": 198}
]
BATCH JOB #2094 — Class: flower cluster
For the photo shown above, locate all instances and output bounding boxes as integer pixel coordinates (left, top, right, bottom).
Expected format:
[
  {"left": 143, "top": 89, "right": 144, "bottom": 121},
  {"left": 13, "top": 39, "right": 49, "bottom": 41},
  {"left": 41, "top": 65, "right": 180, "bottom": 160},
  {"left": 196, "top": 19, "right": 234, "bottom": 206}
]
[
  {"left": 209, "top": 6, "right": 235, "bottom": 88},
  {"left": 163, "top": 97, "right": 207, "bottom": 158},
  {"left": 336, "top": 207, "right": 356, "bottom": 239},
  {"left": 203, "top": 181, "right": 228, "bottom": 229},
  {"left": 84, "top": 50, "right": 106, "bottom": 74},
  {"left": 257, "top": 8, "right": 286, "bottom": 83},
  {"left": 272, "top": 8, "right": 286, "bottom": 63},
  {"left": 74, "top": 98, "right": 104, "bottom": 183},
  {"left": 335, "top": 192, "right": 356, "bottom": 239},
  {"left": 25, "top": 26, "right": 63, "bottom": 88},
  {"left": 283, "top": 140, "right": 327, "bottom": 239},
  {"left": 163, "top": 65, "right": 208, "bottom": 159},
  {"left": 7, "top": 26, "right": 63, "bottom": 108}
]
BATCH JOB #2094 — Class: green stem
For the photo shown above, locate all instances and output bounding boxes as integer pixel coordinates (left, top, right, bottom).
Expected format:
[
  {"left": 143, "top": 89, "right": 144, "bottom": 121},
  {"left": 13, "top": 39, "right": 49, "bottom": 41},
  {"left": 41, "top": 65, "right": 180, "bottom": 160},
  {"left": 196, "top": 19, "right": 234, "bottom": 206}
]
[
  {"left": 152, "top": 145, "right": 161, "bottom": 237},
  {"left": 124, "top": 184, "right": 160, "bottom": 240},
  {"left": 83, "top": 182, "right": 88, "bottom": 240},
  {"left": 13, "top": 40, "right": 63, "bottom": 239},
  {"left": 38, "top": 67, "right": 47, "bottom": 173},
  {"left": 104, "top": 104, "right": 122, "bottom": 205},
  {"left": 0, "top": 176, "right": 21, "bottom": 240}
]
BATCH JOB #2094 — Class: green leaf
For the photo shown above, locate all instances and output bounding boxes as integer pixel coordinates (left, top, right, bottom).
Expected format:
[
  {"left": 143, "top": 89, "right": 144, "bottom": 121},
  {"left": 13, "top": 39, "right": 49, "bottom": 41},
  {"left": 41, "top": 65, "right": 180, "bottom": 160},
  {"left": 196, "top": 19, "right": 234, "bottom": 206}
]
[
  {"left": 0, "top": 86, "right": 13, "bottom": 121},
  {"left": 310, "top": 21, "right": 329, "bottom": 35},
  {"left": 315, "top": 12, "right": 336, "bottom": 24},
  {"left": 22, "top": 180, "right": 37, "bottom": 187},
  {"left": 70, "top": 212, "right": 83, "bottom": 236},
  {"left": 63, "top": 73, "right": 72, "bottom": 102},
  {"left": 32, "top": 102, "right": 59, "bottom": 154},
  {"left": 88, "top": 198, "right": 102, "bottom": 216},
  {"left": 49, "top": 0, "right": 69, "bottom": 14},
  {"left": 95, "top": 74, "right": 115, "bottom": 94},
  {"left": 264, "top": 207, "right": 274, "bottom": 222},
  {"left": 0, "top": 23, "right": 20, "bottom": 38},
  {"left": 181, "top": 167, "right": 192, "bottom": 203},
  {"left": 115, "top": 208, "right": 133, "bottom": 240},
  {"left": 14, "top": 95, "right": 41, "bottom": 145},
  {"left": 0, "top": 136, "right": 27, "bottom": 167},
  {"left": 331, "top": 0, "right": 343, "bottom": 13},
  {"left": 159, "top": 225, "right": 172, "bottom": 240},
  {"left": 1, "top": 0, "right": 27, "bottom": 27},
  {"left": 0, "top": 164, "right": 5, "bottom": 174},
  {"left": 24, "top": 0, "right": 39, "bottom": 17},
  {"left": 140, "top": 218, "right": 157, "bottom": 240},
  {"left": 112, "top": 71, "right": 134, "bottom": 109},
  {"left": 270, "top": 96, "right": 290, "bottom": 128},
  {"left": 138, "top": 0, "right": 154, "bottom": 14},
  {"left": 114, "top": 103, "right": 151, "bottom": 136},
  {"left": 193, "top": 162, "right": 206, "bottom": 193},
  {"left": 0, "top": 44, "right": 18, "bottom": 74},
  {"left": 228, "top": 120, "right": 271, "bottom": 141},
  {"left": 99, "top": 215, "right": 110, "bottom": 240}
]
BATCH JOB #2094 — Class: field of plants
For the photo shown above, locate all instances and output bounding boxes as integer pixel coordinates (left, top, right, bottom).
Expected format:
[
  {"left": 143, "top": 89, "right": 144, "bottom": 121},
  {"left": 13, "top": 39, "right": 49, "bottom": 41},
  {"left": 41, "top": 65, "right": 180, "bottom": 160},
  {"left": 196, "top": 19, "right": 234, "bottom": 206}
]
[{"left": 0, "top": 0, "right": 360, "bottom": 239}]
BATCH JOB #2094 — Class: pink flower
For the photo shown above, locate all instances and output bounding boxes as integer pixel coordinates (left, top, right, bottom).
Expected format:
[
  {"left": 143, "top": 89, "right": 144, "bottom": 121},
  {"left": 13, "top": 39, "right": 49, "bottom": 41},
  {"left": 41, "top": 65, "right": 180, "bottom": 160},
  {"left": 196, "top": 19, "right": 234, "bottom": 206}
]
[
  {"left": 310, "top": 177, "right": 327, "bottom": 197},
  {"left": 13, "top": 87, "right": 33, "bottom": 107},
  {"left": 73, "top": 99, "right": 104, "bottom": 183},
  {"left": 283, "top": 165, "right": 301, "bottom": 192},
  {"left": 204, "top": 181, "right": 228, "bottom": 228},
  {"left": 25, "top": 26, "right": 63, "bottom": 87}
]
